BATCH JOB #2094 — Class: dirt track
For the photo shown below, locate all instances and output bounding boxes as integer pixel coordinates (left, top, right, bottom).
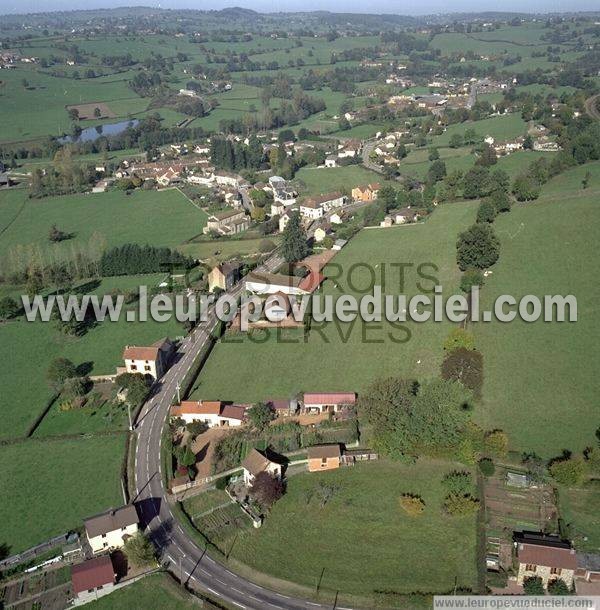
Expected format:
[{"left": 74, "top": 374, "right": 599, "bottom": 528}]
[{"left": 584, "top": 94, "right": 600, "bottom": 120}]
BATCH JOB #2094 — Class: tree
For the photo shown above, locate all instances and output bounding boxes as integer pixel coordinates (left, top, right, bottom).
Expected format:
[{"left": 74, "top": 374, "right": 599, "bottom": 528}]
[
  {"left": 123, "top": 532, "right": 155, "bottom": 568},
  {"left": 281, "top": 211, "right": 308, "bottom": 263},
  {"left": 177, "top": 444, "right": 196, "bottom": 469},
  {"left": 399, "top": 494, "right": 425, "bottom": 516},
  {"left": 523, "top": 134, "right": 534, "bottom": 150},
  {"left": 0, "top": 296, "right": 19, "bottom": 321},
  {"left": 547, "top": 578, "right": 571, "bottom": 595},
  {"left": 478, "top": 458, "right": 495, "bottom": 476},
  {"left": 49, "top": 225, "right": 68, "bottom": 242},
  {"left": 47, "top": 357, "right": 77, "bottom": 389},
  {"left": 484, "top": 430, "right": 508, "bottom": 457},
  {"left": 489, "top": 169, "right": 510, "bottom": 194},
  {"left": 441, "top": 348, "right": 484, "bottom": 398},
  {"left": 115, "top": 373, "right": 150, "bottom": 408},
  {"left": 62, "top": 376, "right": 88, "bottom": 400},
  {"left": 549, "top": 456, "right": 585, "bottom": 486},
  {"left": 476, "top": 144, "right": 497, "bottom": 167},
  {"left": 463, "top": 166, "right": 491, "bottom": 199},
  {"left": 449, "top": 133, "right": 463, "bottom": 148},
  {"left": 512, "top": 174, "right": 541, "bottom": 201},
  {"left": 444, "top": 328, "right": 475, "bottom": 352},
  {"left": 460, "top": 269, "right": 484, "bottom": 293},
  {"left": 428, "top": 147, "right": 440, "bottom": 161},
  {"left": 457, "top": 223, "right": 499, "bottom": 271},
  {"left": 93, "top": 107, "right": 102, "bottom": 118},
  {"left": 247, "top": 402, "right": 275, "bottom": 432},
  {"left": 489, "top": 189, "right": 511, "bottom": 213},
  {"left": 67, "top": 108, "right": 79, "bottom": 121},
  {"left": 523, "top": 576, "right": 545, "bottom": 595},
  {"left": 250, "top": 471, "right": 284, "bottom": 509},
  {"left": 427, "top": 159, "right": 447, "bottom": 184},
  {"left": 476, "top": 199, "right": 497, "bottom": 223}
]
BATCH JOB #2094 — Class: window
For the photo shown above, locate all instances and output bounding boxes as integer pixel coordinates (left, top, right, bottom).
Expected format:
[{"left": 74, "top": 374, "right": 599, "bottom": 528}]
[
  {"left": 550, "top": 567, "right": 562, "bottom": 575},
  {"left": 525, "top": 564, "right": 536, "bottom": 572},
  {"left": 101, "top": 533, "right": 106, "bottom": 538},
  {"left": 144, "top": 365, "right": 151, "bottom": 371},
  {"left": 130, "top": 364, "right": 137, "bottom": 371},
  {"left": 321, "top": 457, "right": 327, "bottom": 466}
]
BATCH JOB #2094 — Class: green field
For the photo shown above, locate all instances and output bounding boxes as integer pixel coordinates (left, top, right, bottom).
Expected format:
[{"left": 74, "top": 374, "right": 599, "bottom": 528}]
[
  {"left": 88, "top": 573, "right": 201, "bottom": 609},
  {"left": 0, "top": 434, "right": 125, "bottom": 554},
  {"left": 0, "top": 188, "right": 207, "bottom": 274},
  {"left": 474, "top": 163, "right": 600, "bottom": 456},
  {"left": 558, "top": 482, "right": 600, "bottom": 552},
  {"left": 0, "top": 275, "right": 183, "bottom": 440},
  {"left": 179, "top": 235, "right": 279, "bottom": 266},
  {"left": 432, "top": 114, "right": 528, "bottom": 147},
  {"left": 230, "top": 460, "right": 478, "bottom": 597},
  {"left": 191, "top": 201, "right": 478, "bottom": 403},
  {"left": 295, "top": 165, "right": 387, "bottom": 196}
]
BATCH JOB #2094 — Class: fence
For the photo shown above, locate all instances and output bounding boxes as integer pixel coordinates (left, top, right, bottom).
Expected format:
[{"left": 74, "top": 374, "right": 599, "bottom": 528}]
[{"left": 0, "top": 532, "right": 77, "bottom": 571}]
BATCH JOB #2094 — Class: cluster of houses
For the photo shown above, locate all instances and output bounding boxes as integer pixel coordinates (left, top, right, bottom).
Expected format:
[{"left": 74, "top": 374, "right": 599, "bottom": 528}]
[
  {"left": 324, "top": 138, "right": 363, "bottom": 168},
  {"left": 69, "top": 504, "right": 140, "bottom": 602},
  {"left": 0, "top": 51, "right": 38, "bottom": 68},
  {"left": 170, "top": 392, "right": 357, "bottom": 428}
]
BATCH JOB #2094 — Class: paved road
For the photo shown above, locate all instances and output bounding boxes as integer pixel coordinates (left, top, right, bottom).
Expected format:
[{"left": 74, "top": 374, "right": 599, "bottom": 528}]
[
  {"left": 584, "top": 94, "right": 600, "bottom": 120},
  {"left": 361, "top": 139, "right": 384, "bottom": 174},
  {"left": 132, "top": 250, "right": 351, "bottom": 610}
]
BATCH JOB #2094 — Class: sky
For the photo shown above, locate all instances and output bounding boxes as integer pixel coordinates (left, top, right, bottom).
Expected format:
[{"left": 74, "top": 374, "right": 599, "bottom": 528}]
[{"left": 2, "top": 0, "right": 599, "bottom": 15}]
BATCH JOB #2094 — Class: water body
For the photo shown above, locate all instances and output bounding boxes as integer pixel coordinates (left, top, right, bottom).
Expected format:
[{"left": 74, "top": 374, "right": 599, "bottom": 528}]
[{"left": 58, "top": 119, "right": 139, "bottom": 143}]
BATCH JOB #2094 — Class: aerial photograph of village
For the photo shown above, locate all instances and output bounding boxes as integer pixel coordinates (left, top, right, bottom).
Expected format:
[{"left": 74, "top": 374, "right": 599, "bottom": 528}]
[{"left": 0, "top": 0, "right": 599, "bottom": 608}]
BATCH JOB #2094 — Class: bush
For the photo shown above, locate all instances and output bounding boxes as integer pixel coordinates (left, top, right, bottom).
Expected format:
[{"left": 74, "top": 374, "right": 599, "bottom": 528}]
[
  {"left": 478, "top": 458, "right": 495, "bottom": 477},
  {"left": 460, "top": 269, "right": 484, "bottom": 293},
  {"left": 548, "top": 578, "right": 571, "bottom": 595},
  {"left": 549, "top": 456, "right": 586, "bottom": 486},
  {"left": 456, "top": 223, "right": 500, "bottom": 271},
  {"left": 484, "top": 430, "right": 508, "bottom": 457},
  {"left": 259, "top": 239, "right": 276, "bottom": 253},
  {"left": 442, "top": 471, "right": 473, "bottom": 495},
  {"left": 523, "top": 576, "right": 545, "bottom": 595},
  {"left": 399, "top": 494, "right": 425, "bottom": 516},
  {"left": 443, "top": 493, "right": 480, "bottom": 516}
]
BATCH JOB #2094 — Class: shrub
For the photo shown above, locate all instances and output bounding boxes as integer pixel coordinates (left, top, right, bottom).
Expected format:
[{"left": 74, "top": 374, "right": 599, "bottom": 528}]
[
  {"left": 484, "top": 430, "right": 509, "bottom": 457},
  {"left": 478, "top": 458, "right": 495, "bottom": 477},
  {"left": 441, "top": 348, "right": 484, "bottom": 398},
  {"left": 443, "top": 493, "right": 480, "bottom": 516},
  {"left": 548, "top": 578, "right": 571, "bottom": 595},
  {"left": 523, "top": 576, "right": 545, "bottom": 595},
  {"left": 399, "top": 494, "right": 425, "bottom": 516},
  {"left": 460, "top": 269, "right": 485, "bottom": 293},
  {"left": 259, "top": 239, "right": 276, "bottom": 253},
  {"left": 549, "top": 456, "right": 586, "bottom": 486},
  {"left": 442, "top": 471, "right": 473, "bottom": 495}
]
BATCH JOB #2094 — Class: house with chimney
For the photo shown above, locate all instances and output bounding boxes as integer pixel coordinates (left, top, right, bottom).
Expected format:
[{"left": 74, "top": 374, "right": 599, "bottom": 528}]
[
  {"left": 122, "top": 338, "right": 174, "bottom": 381},
  {"left": 170, "top": 401, "right": 247, "bottom": 427},
  {"left": 84, "top": 505, "right": 139, "bottom": 554}
]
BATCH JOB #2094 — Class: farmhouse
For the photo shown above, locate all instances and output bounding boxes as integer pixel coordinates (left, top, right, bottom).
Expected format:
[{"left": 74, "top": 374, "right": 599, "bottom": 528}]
[
  {"left": 71, "top": 555, "right": 116, "bottom": 602},
  {"left": 337, "top": 139, "right": 362, "bottom": 159},
  {"left": 208, "top": 261, "right": 242, "bottom": 293},
  {"left": 122, "top": 338, "right": 174, "bottom": 381},
  {"left": 84, "top": 505, "right": 139, "bottom": 554},
  {"left": 307, "top": 444, "right": 342, "bottom": 472},
  {"left": 303, "top": 392, "right": 356, "bottom": 414},
  {"left": 204, "top": 209, "right": 250, "bottom": 236},
  {"left": 389, "top": 207, "right": 419, "bottom": 224},
  {"left": 245, "top": 271, "right": 306, "bottom": 296},
  {"left": 170, "top": 401, "right": 247, "bottom": 427},
  {"left": 242, "top": 448, "right": 282, "bottom": 486},
  {"left": 515, "top": 533, "right": 577, "bottom": 589},
  {"left": 352, "top": 183, "right": 380, "bottom": 203},
  {"left": 300, "top": 192, "right": 345, "bottom": 220},
  {"left": 299, "top": 198, "right": 324, "bottom": 220}
]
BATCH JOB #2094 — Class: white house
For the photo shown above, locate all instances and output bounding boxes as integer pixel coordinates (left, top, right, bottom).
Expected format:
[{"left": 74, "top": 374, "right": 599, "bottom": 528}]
[
  {"left": 123, "top": 338, "right": 174, "bottom": 381},
  {"left": 300, "top": 192, "right": 344, "bottom": 220},
  {"left": 299, "top": 199, "right": 324, "bottom": 220},
  {"left": 242, "top": 448, "right": 282, "bottom": 486},
  {"left": 84, "top": 505, "right": 139, "bottom": 554},
  {"left": 170, "top": 401, "right": 247, "bottom": 427},
  {"left": 337, "top": 139, "right": 362, "bottom": 159},
  {"left": 214, "top": 170, "right": 243, "bottom": 188},
  {"left": 303, "top": 392, "right": 356, "bottom": 414},
  {"left": 325, "top": 156, "right": 337, "bottom": 168},
  {"left": 187, "top": 173, "right": 214, "bottom": 186}
]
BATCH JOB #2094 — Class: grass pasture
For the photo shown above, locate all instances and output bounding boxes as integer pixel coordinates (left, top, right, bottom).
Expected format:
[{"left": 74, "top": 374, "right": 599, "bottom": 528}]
[
  {"left": 230, "top": 460, "right": 478, "bottom": 597},
  {"left": 558, "top": 482, "right": 600, "bottom": 552},
  {"left": 0, "top": 188, "right": 207, "bottom": 270},
  {"left": 474, "top": 163, "right": 600, "bottom": 456},
  {"left": 191, "top": 201, "right": 478, "bottom": 403},
  {"left": 294, "top": 165, "right": 387, "bottom": 197},
  {"left": 0, "top": 434, "right": 126, "bottom": 554}
]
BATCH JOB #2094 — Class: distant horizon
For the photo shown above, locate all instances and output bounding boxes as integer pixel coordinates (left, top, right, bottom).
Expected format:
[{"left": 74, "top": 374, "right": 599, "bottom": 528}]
[{"left": 1, "top": 1, "right": 600, "bottom": 17}]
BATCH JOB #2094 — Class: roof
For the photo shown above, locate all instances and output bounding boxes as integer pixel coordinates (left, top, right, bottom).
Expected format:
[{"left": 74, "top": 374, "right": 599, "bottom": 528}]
[
  {"left": 71, "top": 556, "right": 115, "bottom": 595},
  {"left": 518, "top": 543, "right": 577, "bottom": 570},
  {"left": 220, "top": 404, "right": 247, "bottom": 421},
  {"left": 242, "top": 448, "right": 275, "bottom": 476},
  {"left": 267, "top": 399, "right": 290, "bottom": 411},
  {"left": 303, "top": 192, "right": 343, "bottom": 207},
  {"left": 215, "top": 261, "right": 242, "bottom": 276},
  {"left": 123, "top": 338, "right": 172, "bottom": 362},
  {"left": 307, "top": 444, "right": 341, "bottom": 460},
  {"left": 298, "top": 271, "right": 324, "bottom": 294},
  {"left": 303, "top": 392, "right": 356, "bottom": 405},
  {"left": 84, "top": 505, "right": 138, "bottom": 539},
  {"left": 171, "top": 401, "right": 222, "bottom": 417},
  {"left": 578, "top": 553, "right": 600, "bottom": 573},
  {"left": 211, "top": 209, "right": 244, "bottom": 221},
  {"left": 246, "top": 271, "right": 302, "bottom": 289}
]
